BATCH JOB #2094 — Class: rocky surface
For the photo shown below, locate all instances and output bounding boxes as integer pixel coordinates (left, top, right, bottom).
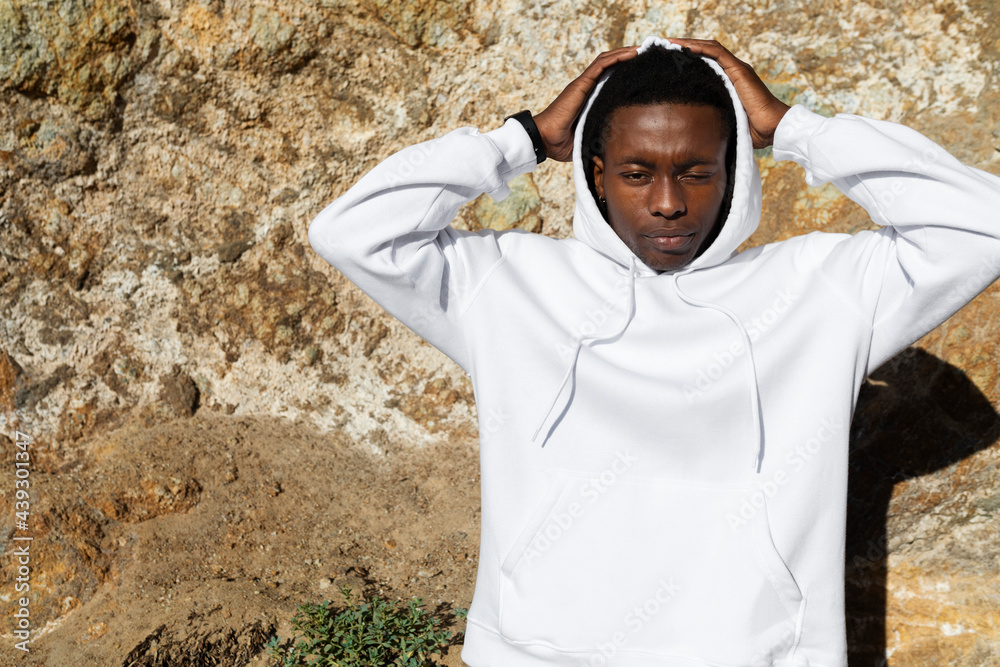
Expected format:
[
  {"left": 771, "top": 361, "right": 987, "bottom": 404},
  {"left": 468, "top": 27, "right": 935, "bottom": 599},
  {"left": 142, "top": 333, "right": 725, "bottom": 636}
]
[{"left": 1, "top": 0, "right": 998, "bottom": 665}]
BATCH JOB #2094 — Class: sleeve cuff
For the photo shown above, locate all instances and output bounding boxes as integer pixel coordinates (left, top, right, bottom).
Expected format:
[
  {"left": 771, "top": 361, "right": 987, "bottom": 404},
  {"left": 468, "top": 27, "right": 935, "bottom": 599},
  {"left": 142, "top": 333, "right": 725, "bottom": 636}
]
[
  {"left": 772, "top": 104, "right": 830, "bottom": 165},
  {"left": 484, "top": 118, "right": 539, "bottom": 182}
]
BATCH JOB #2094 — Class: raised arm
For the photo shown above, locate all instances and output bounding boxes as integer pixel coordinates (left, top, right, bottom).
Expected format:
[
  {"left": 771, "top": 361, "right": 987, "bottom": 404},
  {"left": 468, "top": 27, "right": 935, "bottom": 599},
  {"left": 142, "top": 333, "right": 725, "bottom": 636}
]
[
  {"left": 307, "top": 120, "right": 537, "bottom": 371},
  {"left": 675, "top": 38, "right": 1000, "bottom": 372},
  {"left": 307, "top": 48, "right": 639, "bottom": 370},
  {"left": 773, "top": 105, "right": 1000, "bottom": 371}
]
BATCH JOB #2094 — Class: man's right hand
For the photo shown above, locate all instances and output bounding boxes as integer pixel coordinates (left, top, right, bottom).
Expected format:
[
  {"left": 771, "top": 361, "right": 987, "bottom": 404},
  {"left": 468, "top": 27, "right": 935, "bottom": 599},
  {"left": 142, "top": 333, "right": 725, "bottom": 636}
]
[{"left": 532, "top": 46, "right": 640, "bottom": 162}]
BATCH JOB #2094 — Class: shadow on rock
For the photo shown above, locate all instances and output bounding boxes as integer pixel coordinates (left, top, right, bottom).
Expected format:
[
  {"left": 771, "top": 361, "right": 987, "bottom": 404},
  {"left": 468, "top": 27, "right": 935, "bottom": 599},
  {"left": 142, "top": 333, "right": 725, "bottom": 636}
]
[{"left": 846, "top": 347, "right": 1000, "bottom": 666}]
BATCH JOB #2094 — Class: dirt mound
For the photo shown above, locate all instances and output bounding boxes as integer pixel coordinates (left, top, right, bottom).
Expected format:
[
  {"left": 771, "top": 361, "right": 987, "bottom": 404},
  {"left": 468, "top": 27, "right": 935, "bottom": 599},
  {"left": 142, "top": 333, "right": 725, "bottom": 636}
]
[{"left": 0, "top": 413, "right": 479, "bottom": 666}]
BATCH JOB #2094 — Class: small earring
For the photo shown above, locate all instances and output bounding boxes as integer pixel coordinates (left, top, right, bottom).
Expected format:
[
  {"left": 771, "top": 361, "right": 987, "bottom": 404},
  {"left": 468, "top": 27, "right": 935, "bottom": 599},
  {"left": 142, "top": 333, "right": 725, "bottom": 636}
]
[{"left": 599, "top": 196, "right": 606, "bottom": 204}]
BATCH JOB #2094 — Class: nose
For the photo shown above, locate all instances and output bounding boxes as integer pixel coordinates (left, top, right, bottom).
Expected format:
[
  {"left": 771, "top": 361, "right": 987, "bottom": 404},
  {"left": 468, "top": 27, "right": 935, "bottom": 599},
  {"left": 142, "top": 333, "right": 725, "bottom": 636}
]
[{"left": 649, "top": 177, "right": 686, "bottom": 219}]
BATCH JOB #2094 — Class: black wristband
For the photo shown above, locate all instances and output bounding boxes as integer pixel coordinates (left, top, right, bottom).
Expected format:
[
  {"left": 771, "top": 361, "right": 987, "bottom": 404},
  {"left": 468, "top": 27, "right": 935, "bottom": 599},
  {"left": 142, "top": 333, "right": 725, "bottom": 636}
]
[{"left": 504, "top": 110, "right": 547, "bottom": 164}]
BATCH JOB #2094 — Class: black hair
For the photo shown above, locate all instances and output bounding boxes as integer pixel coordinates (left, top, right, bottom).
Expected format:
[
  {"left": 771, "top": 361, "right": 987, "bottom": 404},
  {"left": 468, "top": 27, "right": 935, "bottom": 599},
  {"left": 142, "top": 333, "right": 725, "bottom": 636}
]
[{"left": 580, "top": 45, "right": 738, "bottom": 239}]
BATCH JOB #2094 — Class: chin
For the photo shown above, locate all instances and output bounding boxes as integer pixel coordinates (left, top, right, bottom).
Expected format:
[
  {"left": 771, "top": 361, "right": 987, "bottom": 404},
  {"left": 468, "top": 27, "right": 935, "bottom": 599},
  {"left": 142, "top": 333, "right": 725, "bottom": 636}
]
[{"left": 645, "top": 254, "right": 694, "bottom": 273}]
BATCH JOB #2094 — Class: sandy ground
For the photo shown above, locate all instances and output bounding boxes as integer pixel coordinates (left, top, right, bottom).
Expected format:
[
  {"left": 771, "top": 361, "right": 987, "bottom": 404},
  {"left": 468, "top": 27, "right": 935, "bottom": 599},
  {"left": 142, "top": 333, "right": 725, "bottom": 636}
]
[{"left": 0, "top": 410, "right": 481, "bottom": 666}]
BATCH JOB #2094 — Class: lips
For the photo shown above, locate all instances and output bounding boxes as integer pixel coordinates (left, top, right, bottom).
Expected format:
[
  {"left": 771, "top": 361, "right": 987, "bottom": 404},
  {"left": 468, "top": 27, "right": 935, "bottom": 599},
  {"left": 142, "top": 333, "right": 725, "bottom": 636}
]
[{"left": 643, "top": 230, "right": 695, "bottom": 252}]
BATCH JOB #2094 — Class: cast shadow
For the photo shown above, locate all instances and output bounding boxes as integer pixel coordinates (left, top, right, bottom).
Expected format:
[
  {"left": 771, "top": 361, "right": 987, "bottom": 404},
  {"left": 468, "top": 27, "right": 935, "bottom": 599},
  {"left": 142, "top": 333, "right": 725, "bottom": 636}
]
[{"left": 845, "top": 347, "right": 1000, "bottom": 665}]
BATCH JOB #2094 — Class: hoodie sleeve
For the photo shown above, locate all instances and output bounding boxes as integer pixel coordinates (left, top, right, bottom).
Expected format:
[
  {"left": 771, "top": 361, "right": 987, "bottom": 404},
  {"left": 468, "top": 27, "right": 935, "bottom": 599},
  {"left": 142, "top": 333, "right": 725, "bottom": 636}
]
[
  {"left": 772, "top": 104, "right": 1000, "bottom": 374},
  {"left": 307, "top": 119, "right": 538, "bottom": 372}
]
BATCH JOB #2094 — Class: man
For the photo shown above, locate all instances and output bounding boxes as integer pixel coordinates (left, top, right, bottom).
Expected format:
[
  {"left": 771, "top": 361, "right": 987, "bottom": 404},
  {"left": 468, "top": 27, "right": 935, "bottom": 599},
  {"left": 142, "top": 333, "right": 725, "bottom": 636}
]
[{"left": 308, "top": 36, "right": 1000, "bottom": 666}]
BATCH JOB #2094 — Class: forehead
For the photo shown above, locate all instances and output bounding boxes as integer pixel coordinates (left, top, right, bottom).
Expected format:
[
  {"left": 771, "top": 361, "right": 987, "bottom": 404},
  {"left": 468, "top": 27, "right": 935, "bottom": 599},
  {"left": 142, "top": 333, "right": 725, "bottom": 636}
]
[{"left": 604, "top": 103, "right": 728, "bottom": 161}]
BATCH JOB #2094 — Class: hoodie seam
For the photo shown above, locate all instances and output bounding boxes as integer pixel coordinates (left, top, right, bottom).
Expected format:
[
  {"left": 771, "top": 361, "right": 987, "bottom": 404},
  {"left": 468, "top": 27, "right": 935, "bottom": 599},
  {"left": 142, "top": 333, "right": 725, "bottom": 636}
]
[
  {"left": 471, "top": 129, "right": 515, "bottom": 196},
  {"left": 457, "top": 233, "right": 515, "bottom": 322},
  {"left": 484, "top": 120, "right": 539, "bottom": 182},
  {"left": 796, "top": 132, "right": 892, "bottom": 379},
  {"left": 455, "top": 240, "right": 508, "bottom": 384},
  {"left": 456, "top": 127, "right": 533, "bottom": 323},
  {"left": 809, "top": 244, "right": 878, "bottom": 382},
  {"left": 775, "top": 118, "right": 862, "bottom": 328},
  {"left": 798, "top": 207, "right": 876, "bottom": 333},
  {"left": 472, "top": 623, "right": 783, "bottom": 667},
  {"left": 846, "top": 172, "right": 892, "bottom": 228}
]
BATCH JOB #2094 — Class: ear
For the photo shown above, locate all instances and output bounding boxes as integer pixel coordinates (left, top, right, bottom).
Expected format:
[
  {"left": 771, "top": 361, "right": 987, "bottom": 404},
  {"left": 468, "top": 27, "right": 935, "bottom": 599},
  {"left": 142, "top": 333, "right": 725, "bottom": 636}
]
[{"left": 593, "top": 156, "right": 606, "bottom": 200}]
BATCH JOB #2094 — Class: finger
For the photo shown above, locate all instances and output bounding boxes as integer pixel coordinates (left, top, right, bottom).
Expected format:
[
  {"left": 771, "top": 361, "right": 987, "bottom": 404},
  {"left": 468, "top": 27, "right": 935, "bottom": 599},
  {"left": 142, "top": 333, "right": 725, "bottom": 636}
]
[
  {"left": 664, "top": 38, "right": 788, "bottom": 149},
  {"left": 533, "top": 46, "right": 641, "bottom": 161},
  {"left": 664, "top": 38, "right": 764, "bottom": 91},
  {"left": 664, "top": 38, "right": 748, "bottom": 69},
  {"left": 574, "top": 46, "right": 641, "bottom": 88},
  {"left": 546, "top": 46, "right": 640, "bottom": 117}
]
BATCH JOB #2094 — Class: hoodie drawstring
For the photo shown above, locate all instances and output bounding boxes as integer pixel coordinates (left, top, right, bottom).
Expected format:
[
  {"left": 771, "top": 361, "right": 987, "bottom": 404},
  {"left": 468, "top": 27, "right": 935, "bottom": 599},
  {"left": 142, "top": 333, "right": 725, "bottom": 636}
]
[
  {"left": 529, "top": 259, "right": 765, "bottom": 472},
  {"left": 531, "top": 257, "right": 639, "bottom": 447},
  {"left": 672, "top": 272, "right": 765, "bottom": 472}
]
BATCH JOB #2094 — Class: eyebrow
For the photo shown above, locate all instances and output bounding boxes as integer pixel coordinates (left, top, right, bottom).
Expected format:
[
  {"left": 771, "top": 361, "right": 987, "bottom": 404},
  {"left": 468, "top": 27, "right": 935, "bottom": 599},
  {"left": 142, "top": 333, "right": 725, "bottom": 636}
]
[{"left": 616, "top": 155, "right": 720, "bottom": 169}]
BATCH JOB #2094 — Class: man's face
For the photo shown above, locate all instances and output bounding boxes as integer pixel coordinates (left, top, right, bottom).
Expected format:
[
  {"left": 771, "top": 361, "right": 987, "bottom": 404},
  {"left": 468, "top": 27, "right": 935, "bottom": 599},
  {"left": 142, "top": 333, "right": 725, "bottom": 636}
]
[{"left": 593, "top": 103, "right": 729, "bottom": 272}]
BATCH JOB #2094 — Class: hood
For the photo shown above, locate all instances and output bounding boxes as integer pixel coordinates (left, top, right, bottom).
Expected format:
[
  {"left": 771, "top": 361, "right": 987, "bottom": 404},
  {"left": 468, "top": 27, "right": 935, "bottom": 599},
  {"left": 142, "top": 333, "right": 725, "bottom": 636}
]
[
  {"left": 533, "top": 37, "right": 768, "bottom": 473},
  {"left": 571, "top": 36, "right": 763, "bottom": 277}
]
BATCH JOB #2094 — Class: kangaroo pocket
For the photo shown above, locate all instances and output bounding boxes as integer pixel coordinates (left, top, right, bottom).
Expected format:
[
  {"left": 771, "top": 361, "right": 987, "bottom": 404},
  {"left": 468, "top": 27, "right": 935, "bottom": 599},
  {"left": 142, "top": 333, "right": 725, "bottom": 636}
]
[{"left": 498, "top": 473, "right": 805, "bottom": 664}]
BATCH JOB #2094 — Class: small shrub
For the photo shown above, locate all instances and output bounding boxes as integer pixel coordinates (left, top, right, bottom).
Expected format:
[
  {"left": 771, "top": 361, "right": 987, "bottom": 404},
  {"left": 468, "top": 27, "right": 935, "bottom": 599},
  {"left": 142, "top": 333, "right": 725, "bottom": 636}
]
[{"left": 266, "top": 584, "right": 468, "bottom": 667}]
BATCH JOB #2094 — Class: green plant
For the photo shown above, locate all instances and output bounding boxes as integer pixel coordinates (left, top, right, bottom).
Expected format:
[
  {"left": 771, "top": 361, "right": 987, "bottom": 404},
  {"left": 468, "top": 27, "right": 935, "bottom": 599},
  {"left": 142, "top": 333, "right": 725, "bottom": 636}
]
[{"left": 266, "top": 584, "right": 468, "bottom": 667}]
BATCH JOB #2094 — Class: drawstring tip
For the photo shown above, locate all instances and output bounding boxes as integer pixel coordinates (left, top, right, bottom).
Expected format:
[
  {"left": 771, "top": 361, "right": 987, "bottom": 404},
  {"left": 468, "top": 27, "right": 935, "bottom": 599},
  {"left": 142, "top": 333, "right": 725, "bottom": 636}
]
[
  {"left": 530, "top": 422, "right": 547, "bottom": 448},
  {"left": 528, "top": 260, "right": 637, "bottom": 452}
]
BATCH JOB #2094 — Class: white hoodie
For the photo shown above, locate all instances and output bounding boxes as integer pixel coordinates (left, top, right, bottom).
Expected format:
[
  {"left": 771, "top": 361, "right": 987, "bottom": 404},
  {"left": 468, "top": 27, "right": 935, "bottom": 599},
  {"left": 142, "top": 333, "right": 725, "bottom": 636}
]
[{"left": 308, "top": 37, "right": 1000, "bottom": 667}]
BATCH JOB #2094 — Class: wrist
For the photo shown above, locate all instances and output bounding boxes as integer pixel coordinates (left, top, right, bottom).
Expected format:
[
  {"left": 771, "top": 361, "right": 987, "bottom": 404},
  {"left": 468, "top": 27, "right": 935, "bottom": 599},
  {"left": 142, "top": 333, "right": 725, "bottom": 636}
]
[
  {"left": 504, "top": 110, "right": 547, "bottom": 164},
  {"left": 753, "top": 103, "right": 792, "bottom": 149},
  {"left": 532, "top": 111, "right": 557, "bottom": 157},
  {"left": 770, "top": 103, "right": 792, "bottom": 136}
]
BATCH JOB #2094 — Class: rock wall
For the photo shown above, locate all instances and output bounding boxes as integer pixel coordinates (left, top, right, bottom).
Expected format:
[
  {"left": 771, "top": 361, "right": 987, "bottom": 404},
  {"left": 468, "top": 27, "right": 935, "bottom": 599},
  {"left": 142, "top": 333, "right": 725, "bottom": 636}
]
[{"left": 1, "top": 0, "right": 998, "bottom": 664}]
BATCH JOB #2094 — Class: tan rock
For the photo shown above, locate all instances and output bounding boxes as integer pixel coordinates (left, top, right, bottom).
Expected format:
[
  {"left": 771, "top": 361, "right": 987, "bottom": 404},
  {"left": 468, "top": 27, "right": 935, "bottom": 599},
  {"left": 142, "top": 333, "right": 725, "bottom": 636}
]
[{"left": 1, "top": 0, "right": 998, "bottom": 663}]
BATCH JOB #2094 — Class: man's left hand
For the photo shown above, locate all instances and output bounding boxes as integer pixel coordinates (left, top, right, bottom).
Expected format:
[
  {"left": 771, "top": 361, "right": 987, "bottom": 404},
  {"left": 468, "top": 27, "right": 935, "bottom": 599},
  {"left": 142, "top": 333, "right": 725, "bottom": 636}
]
[{"left": 667, "top": 38, "right": 791, "bottom": 150}]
